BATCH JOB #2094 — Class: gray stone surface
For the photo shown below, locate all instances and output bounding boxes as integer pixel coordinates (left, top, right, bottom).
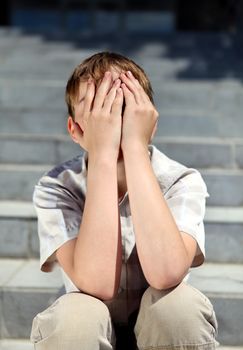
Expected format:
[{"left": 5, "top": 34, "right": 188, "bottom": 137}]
[
  {"left": 0, "top": 259, "right": 63, "bottom": 338},
  {"left": 189, "top": 263, "right": 243, "bottom": 345},
  {"left": 154, "top": 140, "right": 234, "bottom": 169},
  {"left": 205, "top": 223, "right": 243, "bottom": 263},
  {"left": 1, "top": 289, "right": 62, "bottom": 338},
  {"left": 0, "top": 201, "right": 36, "bottom": 218},
  {"left": 209, "top": 296, "right": 243, "bottom": 346},
  {"left": 2, "top": 165, "right": 243, "bottom": 205},
  {"left": 0, "top": 139, "right": 57, "bottom": 164},
  {"left": 0, "top": 109, "right": 67, "bottom": 134},
  {"left": 0, "top": 219, "right": 37, "bottom": 258},
  {"left": 0, "top": 82, "right": 65, "bottom": 109},
  {"left": 189, "top": 263, "right": 243, "bottom": 295},
  {"left": 0, "top": 166, "right": 47, "bottom": 201},
  {"left": 57, "top": 139, "right": 83, "bottom": 164},
  {"left": 4, "top": 260, "right": 62, "bottom": 289},
  {"left": 205, "top": 207, "right": 243, "bottom": 224},
  {"left": 154, "top": 82, "right": 213, "bottom": 110},
  {"left": 201, "top": 170, "right": 243, "bottom": 206},
  {"left": 0, "top": 136, "right": 83, "bottom": 165},
  {"left": 0, "top": 260, "right": 24, "bottom": 286},
  {"left": 235, "top": 145, "right": 243, "bottom": 169},
  {"left": 156, "top": 110, "right": 243, "bottom": 138},
  {"left": 0, "top": 339, "right": 34, "bottom": 350},
  {"left": 2, "top": 135, "right": 240, "bottom": 169},
  {"left": 1, "top": 204, "right": 243, "bottom": 263}
]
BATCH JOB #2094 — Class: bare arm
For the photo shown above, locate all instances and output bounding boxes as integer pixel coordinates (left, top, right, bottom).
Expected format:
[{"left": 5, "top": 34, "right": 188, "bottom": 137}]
[
  {"left": 57, "top": 73, "right": 124, "bottom": 300},
  {"left": 120, "top": 71, "right": 197, "bottom": 290},
  {"left": 122, "top": 144, "right": 197, "bottom": 290}
]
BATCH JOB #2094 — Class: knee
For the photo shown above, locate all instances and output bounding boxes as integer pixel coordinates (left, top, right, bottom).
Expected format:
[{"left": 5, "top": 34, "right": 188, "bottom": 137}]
[
  {"left": 31, "top": 292, "right": 112, "bottom": 343},
  {"left": 142, "top": 283, "right": 212, "bottom": 323},
  {"left": 136, "top": 283, "right": 218, "bottom": 345},
  {"left": 58, "top": 292, "right": 111, "bottom": 330}
]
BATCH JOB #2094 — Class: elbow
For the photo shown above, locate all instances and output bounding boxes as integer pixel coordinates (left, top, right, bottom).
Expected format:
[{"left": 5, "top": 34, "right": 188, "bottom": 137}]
[
  {"left": 98, "top": 289, "right": 118, "bottom": 301},
  {"left": 84, "top": 287, "right": 118, "bottom": 302},
  {"left": 73, "top": 275, "right": 118, "bottom": 301},
  {"left": 148, "top": 270, "right": 188, "bottom": 291}
]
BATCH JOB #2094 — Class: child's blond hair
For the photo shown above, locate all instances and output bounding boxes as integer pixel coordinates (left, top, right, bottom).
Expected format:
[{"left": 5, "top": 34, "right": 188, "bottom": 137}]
[{"left": 65, "top": 51, "right": 154, "bottom": 119}]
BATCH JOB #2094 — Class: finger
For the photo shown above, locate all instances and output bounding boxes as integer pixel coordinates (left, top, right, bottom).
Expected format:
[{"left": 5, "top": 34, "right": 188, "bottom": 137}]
[
  {"left": 93, "top": 71, "right": 112, "bottom": 110},
  {"left": 121, "top": 83, "right": 136, "bottom": 105},
  {"left": 127, "top": 71, "right": 151, "bottom": 103},
  {"left": 103, "top": 79, "right": 121, "bottom": 113},
  {"left": 120, "top": 72, "right": 142, "bottom": 104},
  {"left": 83, "top": 80, "right": 95, "bottom": 120},
  {"left": 111, "top": 87, "right": 123, "bottom": 116}
]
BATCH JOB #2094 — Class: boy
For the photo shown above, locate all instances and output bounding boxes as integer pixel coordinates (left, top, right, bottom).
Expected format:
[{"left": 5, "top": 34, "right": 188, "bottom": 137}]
[{"left": 31, "top": 52, "right": 218, "bottom": 350}]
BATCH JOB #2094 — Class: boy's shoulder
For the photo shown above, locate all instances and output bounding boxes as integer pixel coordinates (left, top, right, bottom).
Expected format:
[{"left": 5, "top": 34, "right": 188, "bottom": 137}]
[
  {"left": 34, "top": 151, "right": 88, "bottom": 199},
  {"left": 46, "top": 152, "right": 87, "bottom": 179},
  {"left": 149, "top": 144, "right": 207, "bottom": 194}
]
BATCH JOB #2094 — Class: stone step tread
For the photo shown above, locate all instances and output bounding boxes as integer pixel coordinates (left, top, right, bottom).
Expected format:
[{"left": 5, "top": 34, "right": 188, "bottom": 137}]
[
  {"left": 1, "top": 163, "right": 243, "bottom": 173},
  {"left": 188, "top": 263, "right": 243, "bottom": 297},
  {"left": 0, "top": 170, "right": 242, "bottom": 205},
  {"left": 0, "top": 259, "right": 242, "bottom": 297},
  {"left": 0, "top": 340, "right": 34, "bottom": 350},
  {"left": 1, "top": 134, "right": 243, "bottom": 144},
  {"left": 0, "top": 259, "right": 62, "bottom": 290},
  {"left": 0, "top": 341, "right": 241, "bottom": 350},
  {"left": 0, "top": 137, "right": 242, "bottom": 170},
  {"left": 0, "top": 200, "right": 243, "bottom": 223}
]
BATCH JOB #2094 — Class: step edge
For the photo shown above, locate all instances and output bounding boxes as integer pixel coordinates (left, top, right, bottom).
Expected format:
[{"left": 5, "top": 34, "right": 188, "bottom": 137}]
[{"left": 0, "top": 202, "right": 243, "bottom": 223}]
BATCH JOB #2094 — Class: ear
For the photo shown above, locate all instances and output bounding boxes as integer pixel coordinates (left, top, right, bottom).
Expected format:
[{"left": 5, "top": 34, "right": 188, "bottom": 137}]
[{"left": 67, "top": 116, "right": 83, "bottom": 144}]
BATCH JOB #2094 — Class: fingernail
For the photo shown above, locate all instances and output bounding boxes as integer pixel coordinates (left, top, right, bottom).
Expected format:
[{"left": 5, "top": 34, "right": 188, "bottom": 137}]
[
  {"left": 127, "top": 71, "right": 132, "bottom": 76},
  {"left": 105, "top": 71, "right": 111, "bottom": 78},
  {"left": 87, "top": 77, "right": 92, "bottom": 84}
]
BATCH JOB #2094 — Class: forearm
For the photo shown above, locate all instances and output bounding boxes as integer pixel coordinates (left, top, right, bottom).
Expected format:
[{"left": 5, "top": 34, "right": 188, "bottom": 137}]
[
  {"left": 123, "top": 144, "right": 190, "bottom": 289},
  {"left": 74, "top": 155, "right": 122, "bottom": 300}
]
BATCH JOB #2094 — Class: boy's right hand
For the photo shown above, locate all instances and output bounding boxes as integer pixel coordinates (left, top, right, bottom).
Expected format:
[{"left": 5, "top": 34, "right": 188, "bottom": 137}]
[{"left": 73, "top": 71, "right": 124, "bottom": 161}]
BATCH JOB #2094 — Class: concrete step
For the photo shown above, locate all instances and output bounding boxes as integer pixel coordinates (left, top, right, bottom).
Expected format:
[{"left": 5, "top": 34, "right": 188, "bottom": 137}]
[
  {"left": 0, "top": 135, "right": 242, "bottom": 169},
  {"left": 1, "top": 105, "right": 243, "bottom": 138},
  {"left": 188, "top": 263, "right": 243, "bottom": 346},
  {"left": 0, "top": 164, "right": 243, "bottom": 206},
  {"left": 0, "top": 339, "right": 34, "bottom": 350},
  {"left": 0, "top": 259, "right": 63, "bottom": 339},
  {"left": 0, "top": 341, "right": 241, "bottom": 350},
  {"left": 1, "top": 78, "right": 242, "bottom": 119},
  {"left": 0, "top": 201, "right": 242, "bottom": 264},
  {"left": 0, "top": 259, "right": 242, "bottom": 344},
  {"left": 156, "top": 109, "right": 243, "bottom": 138},
  {"left": 0, "top": 109, "right": 67, "bottom": 135}
]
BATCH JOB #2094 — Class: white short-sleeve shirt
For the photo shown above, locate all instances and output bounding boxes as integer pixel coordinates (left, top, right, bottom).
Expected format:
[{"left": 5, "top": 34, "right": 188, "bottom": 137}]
[{"left": 33, "top": 144, "right": 209, "bottom": 324}]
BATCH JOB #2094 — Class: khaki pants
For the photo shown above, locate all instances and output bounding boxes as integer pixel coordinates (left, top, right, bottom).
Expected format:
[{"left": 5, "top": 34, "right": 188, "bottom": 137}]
[{"left": 30, "top": 282, "right": 219, "bottom": 350}]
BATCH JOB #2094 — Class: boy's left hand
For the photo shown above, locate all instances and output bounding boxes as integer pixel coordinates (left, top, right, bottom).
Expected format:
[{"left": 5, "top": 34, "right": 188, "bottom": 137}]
[{"left": 120, "top": 71, "right": 159, "bottom": 151}]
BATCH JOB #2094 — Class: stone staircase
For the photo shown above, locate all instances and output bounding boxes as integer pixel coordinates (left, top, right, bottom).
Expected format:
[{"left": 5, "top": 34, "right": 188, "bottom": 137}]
[{"left": 0, "top": 28, "right": 243, "bottom": 348}]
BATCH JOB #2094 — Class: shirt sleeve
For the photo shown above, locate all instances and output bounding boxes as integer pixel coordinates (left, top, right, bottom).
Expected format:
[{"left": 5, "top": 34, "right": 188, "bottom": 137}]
[
  {"left": 163, "top": 169, "right": 209, "bottom": 267},
  {"left": 33, "top": 180, "right": 83, "bottom": 272}
]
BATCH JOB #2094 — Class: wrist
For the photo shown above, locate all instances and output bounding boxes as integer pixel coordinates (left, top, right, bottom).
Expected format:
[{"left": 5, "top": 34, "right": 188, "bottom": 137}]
[
  {"left": 122, "top": 140, "right": 148, "bottom": 154},
  {"left": 88, "top": 150, "right": 118, "bottom": 166}
]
